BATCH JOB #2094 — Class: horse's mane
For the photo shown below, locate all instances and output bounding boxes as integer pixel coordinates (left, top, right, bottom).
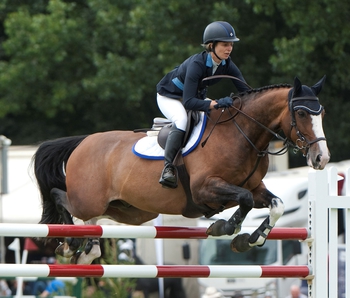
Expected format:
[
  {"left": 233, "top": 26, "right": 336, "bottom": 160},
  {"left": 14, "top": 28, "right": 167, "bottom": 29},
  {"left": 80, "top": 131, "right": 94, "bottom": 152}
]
[{"left": 238, "top": 83, "right": 292, "bottom": 99}]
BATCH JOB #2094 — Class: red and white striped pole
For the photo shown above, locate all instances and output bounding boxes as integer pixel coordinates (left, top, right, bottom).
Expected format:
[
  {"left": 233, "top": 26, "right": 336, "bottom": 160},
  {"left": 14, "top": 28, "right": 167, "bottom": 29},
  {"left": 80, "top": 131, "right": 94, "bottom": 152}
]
[
  {"left": 0, "top": 224, "right": 310, "bottom": 240},
  {"left": 0, "top": 264, "right": 312, "bottom": 279}
]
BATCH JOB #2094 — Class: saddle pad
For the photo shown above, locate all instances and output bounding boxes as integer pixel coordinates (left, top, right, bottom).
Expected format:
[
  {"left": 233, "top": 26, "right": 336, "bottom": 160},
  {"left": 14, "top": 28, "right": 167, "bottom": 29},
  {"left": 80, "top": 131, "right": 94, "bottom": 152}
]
[{"left": 132, "top": 112, "right": 207, "bottom": 160}]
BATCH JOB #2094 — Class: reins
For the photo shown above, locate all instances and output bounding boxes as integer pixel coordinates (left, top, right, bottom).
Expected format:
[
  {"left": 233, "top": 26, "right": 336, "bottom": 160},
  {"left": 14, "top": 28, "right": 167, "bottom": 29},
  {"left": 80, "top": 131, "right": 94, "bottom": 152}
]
[
  {"left": 226, "top": 103, "right": 293, "bottom": 187},
  {"left": 200, "top": 75, "right": 248, "bottom": 148},
  {"left": 229, "top": 102, "right": 294, "bottom": 156},
  {"left": 201, "top": 75, "right": 294, "bottom": 156},
  {"left": 201, "top": 74, "right": 253, "bottom": 90},
  {"left": 200, "top": 75, "right": 325, "bottom": 187},
  {"left": 224, "top": 102, "right": 294, "bottom": 187}
]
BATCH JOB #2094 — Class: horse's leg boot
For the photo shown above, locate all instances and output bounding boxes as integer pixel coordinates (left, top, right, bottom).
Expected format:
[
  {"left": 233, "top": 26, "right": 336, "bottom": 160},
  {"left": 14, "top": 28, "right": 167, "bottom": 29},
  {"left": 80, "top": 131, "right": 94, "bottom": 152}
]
[{"left": 159, "top": 127, "right": 185, "bottom": 189}]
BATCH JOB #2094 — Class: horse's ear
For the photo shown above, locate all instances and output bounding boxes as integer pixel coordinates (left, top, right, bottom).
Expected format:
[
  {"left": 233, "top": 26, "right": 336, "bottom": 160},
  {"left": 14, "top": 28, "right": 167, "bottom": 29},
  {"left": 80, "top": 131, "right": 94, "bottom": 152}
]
[
  {"left": 311, "top": 75, "right": 326, "bottom": 96},
  {"left": 293, "top": 76, "right": 302, "bottom": 95}
]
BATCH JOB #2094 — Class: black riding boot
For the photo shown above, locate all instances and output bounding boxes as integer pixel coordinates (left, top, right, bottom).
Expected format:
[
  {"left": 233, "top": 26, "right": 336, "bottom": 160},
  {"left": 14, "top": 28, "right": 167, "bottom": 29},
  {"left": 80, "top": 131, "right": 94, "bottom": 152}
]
[{"left": 159, "top": 127, "right": 185, "bottom": 188}]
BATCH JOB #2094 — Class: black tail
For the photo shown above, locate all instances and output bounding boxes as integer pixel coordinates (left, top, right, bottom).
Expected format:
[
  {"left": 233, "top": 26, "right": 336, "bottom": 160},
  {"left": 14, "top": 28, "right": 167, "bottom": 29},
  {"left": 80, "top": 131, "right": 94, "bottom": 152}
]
[{"left": 32, "top": 135, "right": 88, "bottom": 224}]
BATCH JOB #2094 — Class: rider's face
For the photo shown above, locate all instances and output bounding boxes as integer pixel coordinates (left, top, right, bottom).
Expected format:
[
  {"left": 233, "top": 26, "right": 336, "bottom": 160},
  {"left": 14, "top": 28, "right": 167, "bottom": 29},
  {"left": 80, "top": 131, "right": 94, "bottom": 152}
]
[{"left": 211, "top": 41, "right": 234, "bottom": 63}]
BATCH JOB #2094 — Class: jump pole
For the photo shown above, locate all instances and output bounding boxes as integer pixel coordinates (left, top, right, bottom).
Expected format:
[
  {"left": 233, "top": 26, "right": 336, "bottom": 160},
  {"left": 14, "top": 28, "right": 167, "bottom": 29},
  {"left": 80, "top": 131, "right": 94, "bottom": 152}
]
[
  {"left": 0, "top": 224, "right": 309, "bottom": 240},
  {"left": 0, "top": 264, "right": 312, "bottom": 279}
]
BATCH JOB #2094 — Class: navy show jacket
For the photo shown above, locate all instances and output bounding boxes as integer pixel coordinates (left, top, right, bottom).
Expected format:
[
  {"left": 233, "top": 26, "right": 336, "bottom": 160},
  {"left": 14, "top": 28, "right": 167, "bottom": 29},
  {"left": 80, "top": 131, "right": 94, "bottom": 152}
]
[{"left": 156, "top": 51, "right": 250, "bottom": 112}]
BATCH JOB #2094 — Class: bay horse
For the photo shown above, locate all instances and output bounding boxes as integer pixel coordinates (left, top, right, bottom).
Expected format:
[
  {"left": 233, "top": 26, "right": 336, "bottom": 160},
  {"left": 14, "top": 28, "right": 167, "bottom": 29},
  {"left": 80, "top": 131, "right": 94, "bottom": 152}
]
[{"left": 32, "top": 76, "right": 330, "bottom": 264}]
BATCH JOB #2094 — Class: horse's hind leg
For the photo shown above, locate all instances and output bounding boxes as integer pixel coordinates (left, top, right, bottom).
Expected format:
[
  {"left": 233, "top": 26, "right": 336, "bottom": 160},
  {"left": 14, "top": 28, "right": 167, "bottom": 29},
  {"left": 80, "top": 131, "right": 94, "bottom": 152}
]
[
  {"left": 70, "top": 218, "right": 102, "bottom": 265},
  {"left": 231, "top": 189, "right": 285, "bottom": 252},
  {"left": 50, "top": 188, "right": 84, "bottom": 259},
  {"left": 51, "top": 188, "right": 101, "bottom": 264}
]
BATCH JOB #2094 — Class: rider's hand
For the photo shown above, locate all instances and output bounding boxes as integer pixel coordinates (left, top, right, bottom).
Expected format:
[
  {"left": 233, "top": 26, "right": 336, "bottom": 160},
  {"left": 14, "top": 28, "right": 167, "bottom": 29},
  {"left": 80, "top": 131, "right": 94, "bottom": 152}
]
[{"left": 214, "top": 96, "right": 233, "bottom": 109}]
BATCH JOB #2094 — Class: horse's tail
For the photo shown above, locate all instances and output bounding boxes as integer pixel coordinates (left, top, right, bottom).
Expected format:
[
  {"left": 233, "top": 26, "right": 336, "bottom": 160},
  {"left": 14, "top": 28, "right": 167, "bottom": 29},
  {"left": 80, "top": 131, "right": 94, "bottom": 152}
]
[{"left": 32, "top": 135, "right": 88, "bottom": 224}]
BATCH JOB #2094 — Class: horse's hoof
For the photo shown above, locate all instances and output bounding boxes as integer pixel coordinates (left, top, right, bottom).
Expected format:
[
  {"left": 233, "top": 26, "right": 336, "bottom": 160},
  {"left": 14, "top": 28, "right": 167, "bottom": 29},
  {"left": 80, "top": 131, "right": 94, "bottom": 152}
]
[
  {"left": 206, "top": 219, "right": 226, "bottom": 236},
  {"left": 70, "top": 251, "right": 82, "bottom": 264},
  {"left": 230, "top": 233, "right": 252, "bottom": 253},
  {"left": 66, "top": 237, "right": 84, "bottom": 251},
  {"left": 249, "top": 230, "right": 267, "bottom": 247},
  {"left": 55, "top": 242, "right": 75, "bottom": 258}
]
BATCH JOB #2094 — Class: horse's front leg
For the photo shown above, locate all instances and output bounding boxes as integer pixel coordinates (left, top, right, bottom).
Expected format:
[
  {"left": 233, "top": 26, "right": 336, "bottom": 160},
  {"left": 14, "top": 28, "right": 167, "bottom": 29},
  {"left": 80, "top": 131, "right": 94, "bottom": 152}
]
[
  {"left": 196, "top": 177, "right": 254, "bottom": 237},
  {"left": 231, "top": 183, "right": 285, "bottom": 252}
]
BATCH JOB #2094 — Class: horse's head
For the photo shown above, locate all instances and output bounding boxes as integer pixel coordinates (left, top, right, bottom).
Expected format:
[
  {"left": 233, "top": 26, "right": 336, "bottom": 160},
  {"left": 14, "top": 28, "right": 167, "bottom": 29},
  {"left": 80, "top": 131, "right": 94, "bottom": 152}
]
[{"left": 288, "top": 76, "right": 330, "bottom": 169}]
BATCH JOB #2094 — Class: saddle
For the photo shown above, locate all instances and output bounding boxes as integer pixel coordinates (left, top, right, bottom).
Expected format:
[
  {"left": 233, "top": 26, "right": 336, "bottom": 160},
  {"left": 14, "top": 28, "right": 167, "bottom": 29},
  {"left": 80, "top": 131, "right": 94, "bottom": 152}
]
[
  {"left": 134, "top": 110, "right": 201, "bottom": 149},
  {"left": 133, "top": 111, "right": 217, "bottom": 218}
]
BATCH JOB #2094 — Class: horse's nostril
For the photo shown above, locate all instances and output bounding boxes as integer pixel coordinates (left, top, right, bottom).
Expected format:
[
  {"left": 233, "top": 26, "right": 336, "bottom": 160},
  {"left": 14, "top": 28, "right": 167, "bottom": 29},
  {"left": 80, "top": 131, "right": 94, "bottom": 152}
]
[{"left": 316, "top": 154, "right": 321, "bottom": 163}]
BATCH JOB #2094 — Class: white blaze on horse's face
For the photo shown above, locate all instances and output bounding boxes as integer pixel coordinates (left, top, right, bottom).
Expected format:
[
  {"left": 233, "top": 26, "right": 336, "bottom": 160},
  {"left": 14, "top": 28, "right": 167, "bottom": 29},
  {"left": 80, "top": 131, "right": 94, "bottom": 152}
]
[{"left": 307, "top": 114, "right": 330, "bottom": 169}]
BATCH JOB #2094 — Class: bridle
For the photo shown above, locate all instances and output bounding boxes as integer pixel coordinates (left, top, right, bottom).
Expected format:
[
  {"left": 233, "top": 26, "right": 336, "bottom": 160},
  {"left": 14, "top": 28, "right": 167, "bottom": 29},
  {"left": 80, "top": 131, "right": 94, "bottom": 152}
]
[{"left": 289, "top": 96, "right": 326, "bottom": 154}]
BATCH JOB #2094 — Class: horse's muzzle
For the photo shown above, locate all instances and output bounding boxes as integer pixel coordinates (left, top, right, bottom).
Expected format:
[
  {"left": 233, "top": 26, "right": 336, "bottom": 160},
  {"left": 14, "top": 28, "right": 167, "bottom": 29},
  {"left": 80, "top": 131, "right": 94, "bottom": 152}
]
[{"left": 307, "top": 149, "right": 330, "bottom": 170}]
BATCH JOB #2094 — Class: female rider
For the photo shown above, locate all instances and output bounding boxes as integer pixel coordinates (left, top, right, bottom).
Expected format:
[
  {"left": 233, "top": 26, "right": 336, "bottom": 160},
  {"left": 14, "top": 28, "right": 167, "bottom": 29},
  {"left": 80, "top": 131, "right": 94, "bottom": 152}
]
[{"left": 157, "top": 21, "right": 250, "bottom": 188}]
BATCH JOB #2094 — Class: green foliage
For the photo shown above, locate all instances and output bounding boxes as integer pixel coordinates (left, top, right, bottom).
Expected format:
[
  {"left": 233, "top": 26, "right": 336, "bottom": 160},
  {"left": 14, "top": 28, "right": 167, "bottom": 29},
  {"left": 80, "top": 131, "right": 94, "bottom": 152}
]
[
  {"left": 0, "top": 0, "right": 349, "bottom": 162},
  {"left": 243, "top": 0, "right": 350, "bottom": 162}
]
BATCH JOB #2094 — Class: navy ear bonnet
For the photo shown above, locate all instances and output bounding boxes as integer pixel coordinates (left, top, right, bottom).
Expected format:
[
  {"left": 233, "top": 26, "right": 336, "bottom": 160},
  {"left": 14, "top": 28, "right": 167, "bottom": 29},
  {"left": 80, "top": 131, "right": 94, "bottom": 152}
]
[{"left": 289, "top": 86, "right": 324, "bottom": 115}]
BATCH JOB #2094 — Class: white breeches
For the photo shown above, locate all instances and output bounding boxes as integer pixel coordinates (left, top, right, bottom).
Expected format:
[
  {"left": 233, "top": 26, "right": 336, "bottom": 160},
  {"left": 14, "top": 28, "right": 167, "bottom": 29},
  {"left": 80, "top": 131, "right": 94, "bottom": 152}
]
[{"left": 157, "top": 93, "right": 187, "bottom": 131}]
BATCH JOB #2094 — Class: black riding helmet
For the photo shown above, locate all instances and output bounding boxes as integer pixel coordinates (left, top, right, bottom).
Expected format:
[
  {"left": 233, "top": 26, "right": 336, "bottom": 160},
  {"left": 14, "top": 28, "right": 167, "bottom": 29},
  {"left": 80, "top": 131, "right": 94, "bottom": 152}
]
[
  {"left": 203, "top": 21, "right": 239, "bottom": 61},
  {"left": 203, "top": 21, "right": 240, "bottom": 44}
]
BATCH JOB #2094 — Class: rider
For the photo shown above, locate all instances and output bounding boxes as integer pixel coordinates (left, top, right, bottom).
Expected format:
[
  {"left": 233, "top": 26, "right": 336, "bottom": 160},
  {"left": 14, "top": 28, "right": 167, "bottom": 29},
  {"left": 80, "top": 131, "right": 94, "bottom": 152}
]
[{"left": 157, "top": 21, "right": 250, "bottom": 189}]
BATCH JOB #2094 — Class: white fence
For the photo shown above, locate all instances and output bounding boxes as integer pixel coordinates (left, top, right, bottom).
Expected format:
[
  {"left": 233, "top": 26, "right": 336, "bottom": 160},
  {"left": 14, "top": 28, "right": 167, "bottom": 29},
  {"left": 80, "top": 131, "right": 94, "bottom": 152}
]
[{"left": 308, "top": 167, "right": 350, "bottom": 298}]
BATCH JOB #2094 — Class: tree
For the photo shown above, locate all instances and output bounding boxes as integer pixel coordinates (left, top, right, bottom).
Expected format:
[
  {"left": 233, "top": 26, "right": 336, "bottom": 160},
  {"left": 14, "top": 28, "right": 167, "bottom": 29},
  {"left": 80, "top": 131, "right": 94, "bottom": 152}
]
[
  {"left": 0, "top": 0, "right": 349, "bottom": 165},
  {"left": 0, "top": 0, "right": 160, "bottom": 143},
  {"left": 245, "top": 0, "right": 350, "bottom": 162}
]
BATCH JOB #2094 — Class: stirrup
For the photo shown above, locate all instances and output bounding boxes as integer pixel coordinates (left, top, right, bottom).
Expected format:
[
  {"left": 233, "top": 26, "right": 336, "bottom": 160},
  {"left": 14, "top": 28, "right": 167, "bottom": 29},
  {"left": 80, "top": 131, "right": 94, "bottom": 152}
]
[{"left": 159, "top": 164, "right": 178, "bottom": 189}]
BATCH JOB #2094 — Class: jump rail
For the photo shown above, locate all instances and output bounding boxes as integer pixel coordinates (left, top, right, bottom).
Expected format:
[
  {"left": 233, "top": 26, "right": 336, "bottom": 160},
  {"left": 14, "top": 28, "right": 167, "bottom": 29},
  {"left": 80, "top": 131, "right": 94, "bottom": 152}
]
[
  {"left": 0, "top": 224, "right": 309, "bottom": 240},
  {"left": 4, "top": 167, "right": 350, "bottom": 298},
  {"left": 0, "top": 264, "right": 312, "bottom": 279}
]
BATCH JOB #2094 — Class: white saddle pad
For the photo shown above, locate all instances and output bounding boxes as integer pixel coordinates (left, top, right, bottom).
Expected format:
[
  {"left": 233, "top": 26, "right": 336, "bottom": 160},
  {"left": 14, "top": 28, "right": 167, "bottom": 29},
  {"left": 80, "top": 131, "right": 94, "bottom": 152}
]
[{"left": 132, "top": 112, "right": 206, "bottom": 160}]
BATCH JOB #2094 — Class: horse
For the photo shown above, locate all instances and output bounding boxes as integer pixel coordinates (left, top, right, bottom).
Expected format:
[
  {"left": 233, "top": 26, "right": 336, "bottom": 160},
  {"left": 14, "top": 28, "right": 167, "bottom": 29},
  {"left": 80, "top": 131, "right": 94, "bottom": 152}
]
[{"left": 32, "top": 76, "right": 330, "bottom": 264}]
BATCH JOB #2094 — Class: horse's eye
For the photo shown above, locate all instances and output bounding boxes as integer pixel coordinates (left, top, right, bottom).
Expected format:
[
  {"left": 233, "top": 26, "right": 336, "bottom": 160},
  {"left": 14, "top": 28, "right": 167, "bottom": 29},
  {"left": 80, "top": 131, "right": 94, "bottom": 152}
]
[{"left": 297, "top": 110, "right": 307, "bottom": 118}]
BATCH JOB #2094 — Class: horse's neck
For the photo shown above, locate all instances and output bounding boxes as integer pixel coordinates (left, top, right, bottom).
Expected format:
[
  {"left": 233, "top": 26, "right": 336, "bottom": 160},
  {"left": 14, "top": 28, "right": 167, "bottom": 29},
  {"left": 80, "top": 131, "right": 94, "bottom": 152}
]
[{"left": 245, "top": 89, "right": 289, "bottom": 124}]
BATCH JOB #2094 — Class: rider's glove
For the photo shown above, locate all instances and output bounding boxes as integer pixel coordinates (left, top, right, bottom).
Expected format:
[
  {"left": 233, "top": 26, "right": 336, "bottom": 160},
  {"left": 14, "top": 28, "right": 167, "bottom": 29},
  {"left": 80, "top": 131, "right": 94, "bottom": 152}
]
[{"left": 214, "top": 96, "right": 233, "bottom": 109}]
